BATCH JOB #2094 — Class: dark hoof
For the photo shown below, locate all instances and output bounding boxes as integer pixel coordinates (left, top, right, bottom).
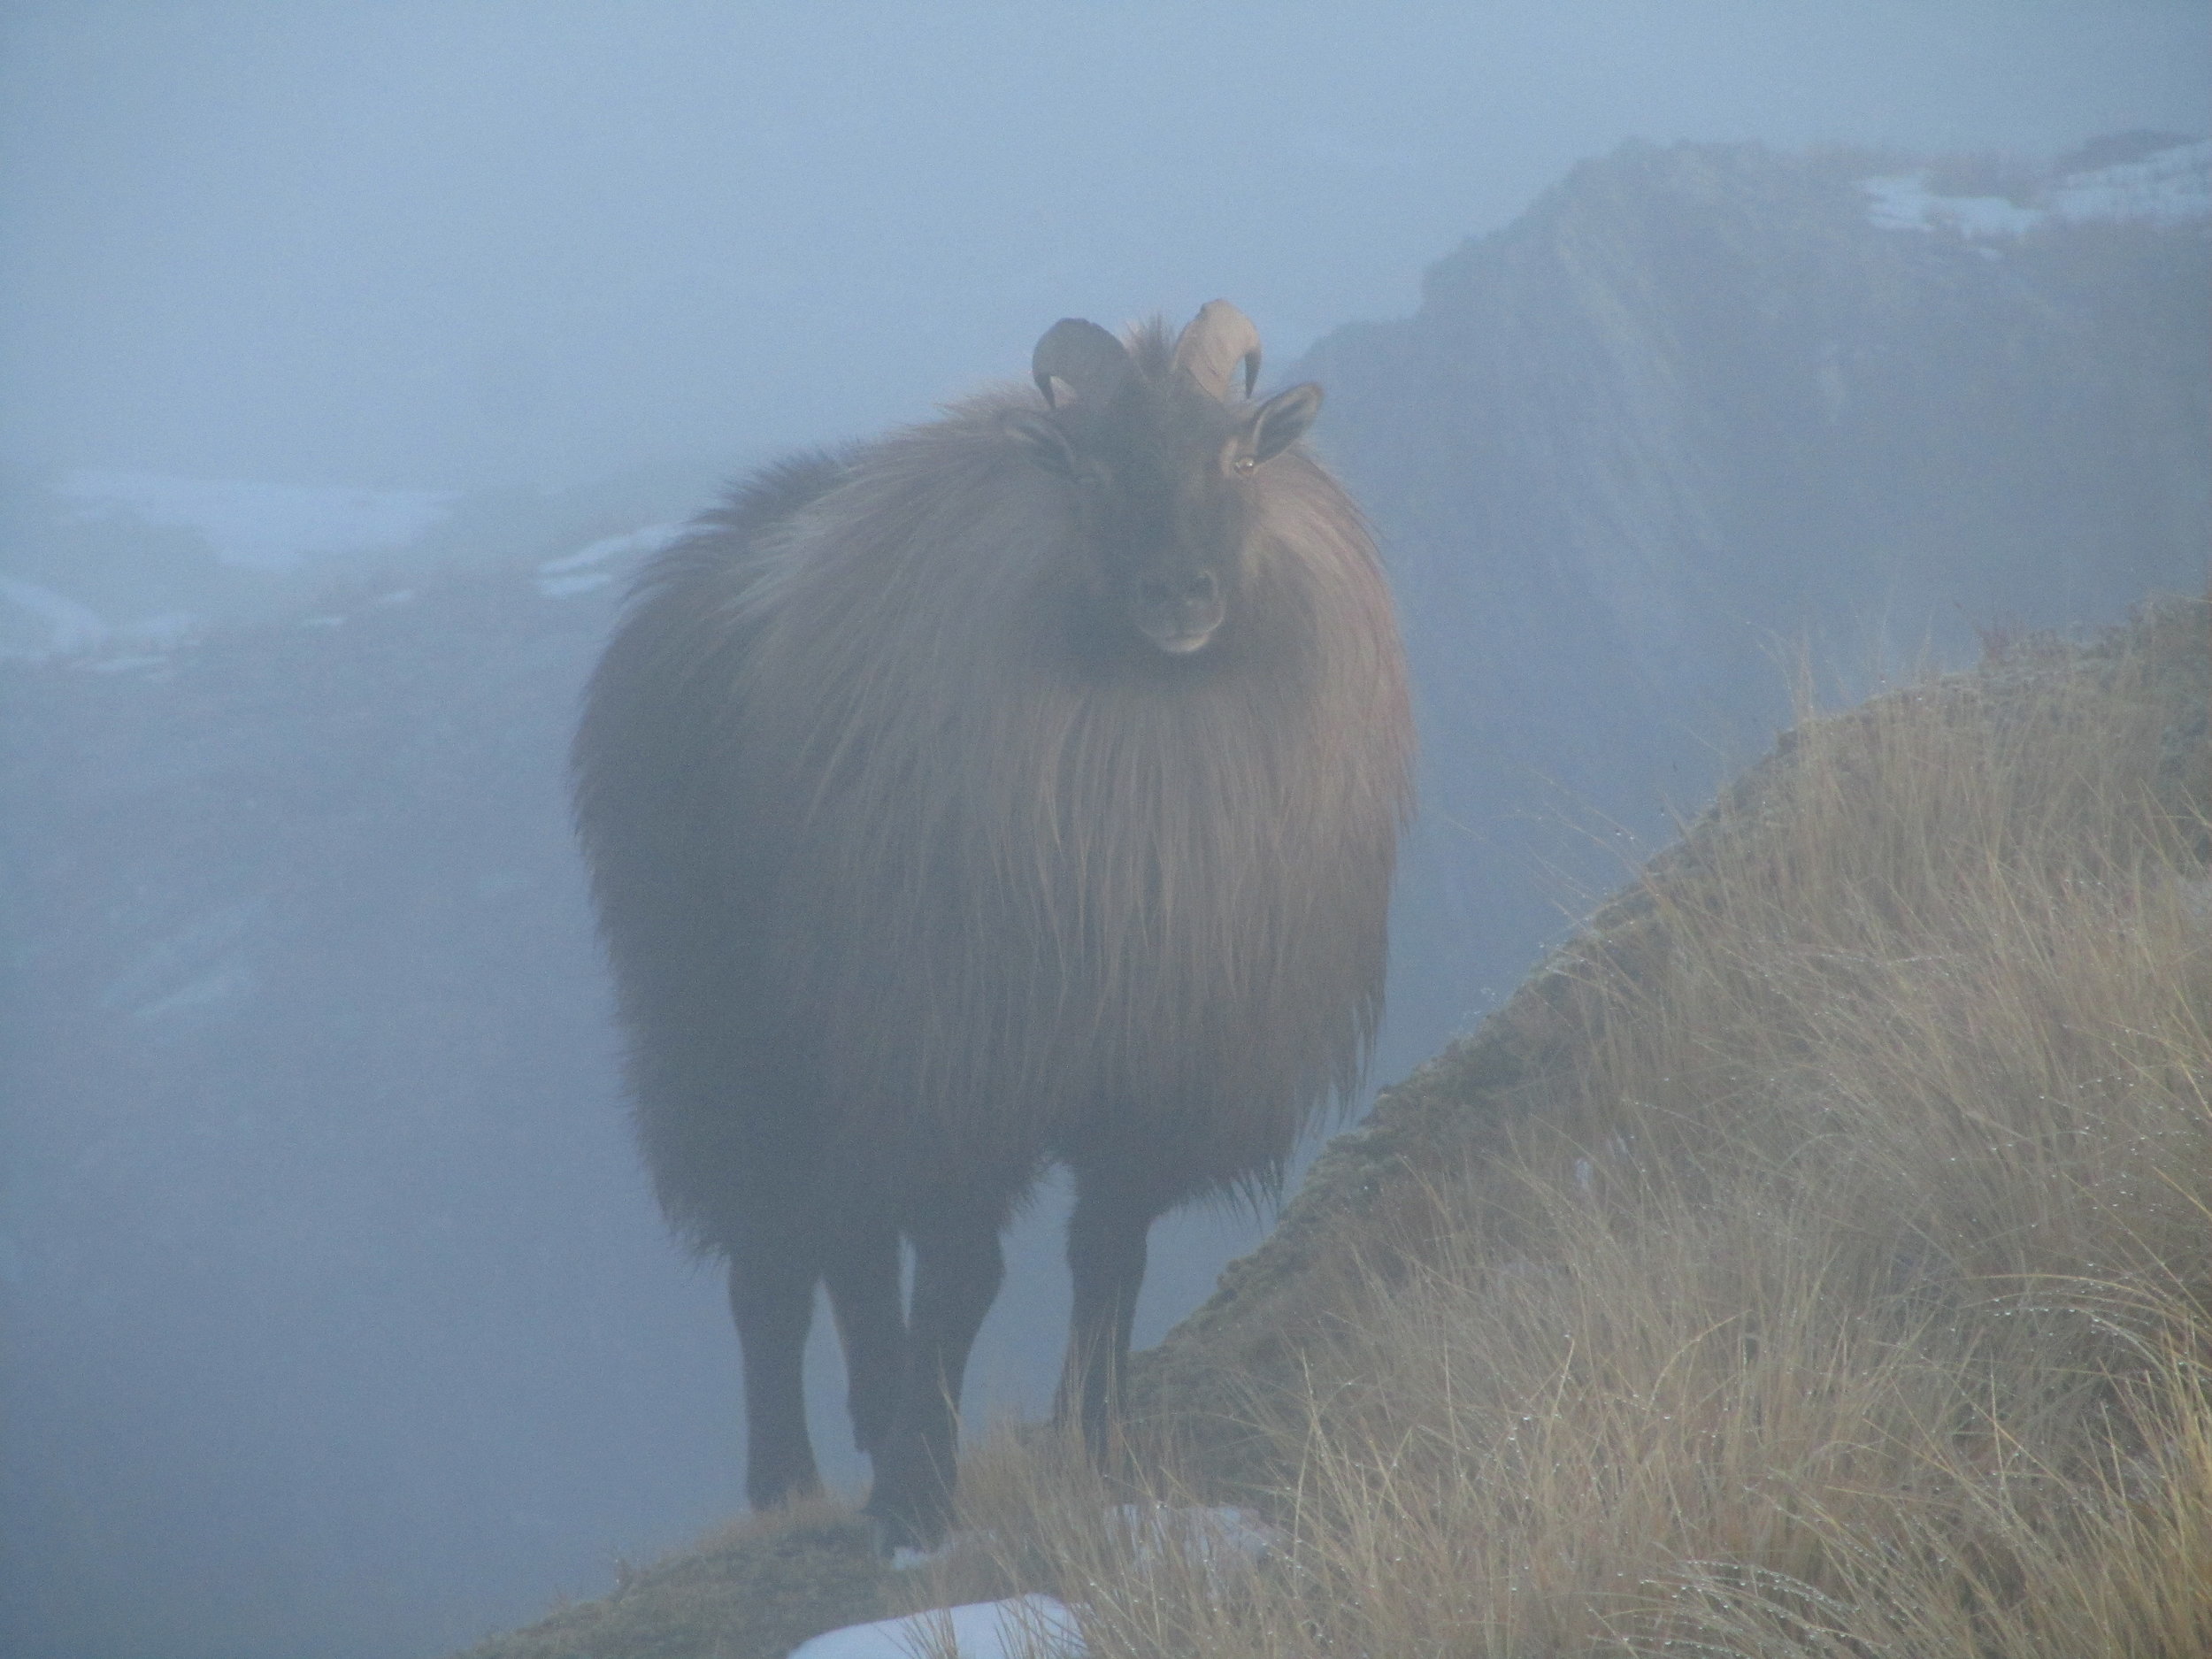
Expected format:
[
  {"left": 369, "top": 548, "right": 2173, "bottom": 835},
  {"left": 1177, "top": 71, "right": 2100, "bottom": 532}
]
[
  {"left": 864, "top": 1487, "right": 950, "bottom": 1555},
  {"left": 859, "top": 1509, "right": 923, "bottom": 1562}
]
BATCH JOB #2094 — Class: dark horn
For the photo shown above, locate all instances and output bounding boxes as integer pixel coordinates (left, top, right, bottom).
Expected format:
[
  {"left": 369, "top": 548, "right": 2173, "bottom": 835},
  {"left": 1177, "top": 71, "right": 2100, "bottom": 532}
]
[
  {"left": 1032, "top": 318, "right": 1130, "bottom": 409},
  {"left": 1172, "top": 299, "right": 1263, "bottom": 400}
]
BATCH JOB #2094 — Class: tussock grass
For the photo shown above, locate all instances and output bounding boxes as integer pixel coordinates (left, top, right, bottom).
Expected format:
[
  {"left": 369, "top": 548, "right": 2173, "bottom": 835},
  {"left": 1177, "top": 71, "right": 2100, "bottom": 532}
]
[{"left": 932, "top": 606, "right": 2212, "bottom": 1657}]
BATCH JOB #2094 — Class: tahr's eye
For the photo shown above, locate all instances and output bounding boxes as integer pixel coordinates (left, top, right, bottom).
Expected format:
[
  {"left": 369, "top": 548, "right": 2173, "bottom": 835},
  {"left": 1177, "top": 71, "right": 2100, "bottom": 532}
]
[{"left": 1232, "top": 455, "right": 1257, "bottom": 476}]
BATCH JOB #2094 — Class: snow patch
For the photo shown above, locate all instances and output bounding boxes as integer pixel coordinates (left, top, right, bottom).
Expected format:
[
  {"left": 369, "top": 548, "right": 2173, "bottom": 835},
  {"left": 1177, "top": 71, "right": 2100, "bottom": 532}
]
[
  {"left": 1, "top": 576, "right": 109, "bottom": 657},
  {"left": 1863, "top": 138, "right": 2212, "bottom": 241},
  {"left": 787, "top": 1594, "right": 1081, "bottom": 1659},
  {"left": 1, "top": 580, "right": 206, "bottom": 665},
  {"left": 1862, "top": 175, "right": 2043, "bottom": 237},
  {"left": 1106, "top": 1502, "right": 1280, "bottom": 1578},
  {"left": 2047, "top": 138, "right": 2212, "bottom": 227},
  {"left": 537, "top": 522, "right": 685, "bottom": 574},
  {"left": 804, "top": 1508, "right": 1275, "bottom": 1656},
  {"left": 58, "top": 471, "right": 456, "bottom": 572},
  {"left": 535, "top": 521, "right": 684, "bottom": 598},
  {"left": 535, "top": 571, "right": 615, "bottom": 598}
]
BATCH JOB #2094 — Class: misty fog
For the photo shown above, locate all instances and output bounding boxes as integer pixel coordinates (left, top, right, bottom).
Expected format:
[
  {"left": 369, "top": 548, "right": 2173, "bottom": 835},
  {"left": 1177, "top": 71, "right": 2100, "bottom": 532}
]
[
  {"left": 4, "top": 4, "right": 2208, "bottom": 1658},
  {"left": 7, "top": 1, "right": 2206, "bottom": 493}
]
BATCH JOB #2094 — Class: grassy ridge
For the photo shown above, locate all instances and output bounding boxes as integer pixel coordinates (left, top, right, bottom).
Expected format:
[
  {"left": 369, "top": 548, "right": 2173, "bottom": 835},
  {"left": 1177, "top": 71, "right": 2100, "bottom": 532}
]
[{"left": 927, "top": 599, "right": 2211, "bottom": 1656}]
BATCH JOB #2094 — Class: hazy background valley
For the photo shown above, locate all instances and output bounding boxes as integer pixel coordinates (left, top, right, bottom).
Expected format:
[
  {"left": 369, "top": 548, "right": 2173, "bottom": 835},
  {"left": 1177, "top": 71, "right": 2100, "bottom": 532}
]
[{"left": 3, "top": 6, "right": 2208, "bottom": 1657}]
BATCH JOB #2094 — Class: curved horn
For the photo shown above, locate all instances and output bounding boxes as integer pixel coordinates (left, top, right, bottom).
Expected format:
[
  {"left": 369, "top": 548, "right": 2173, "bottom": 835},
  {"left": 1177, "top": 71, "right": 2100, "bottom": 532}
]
[
  {"left": 1172, "top": 299, "right": 1263, "bottom": 400},
  {"left": 1032, "top": 318, "right": 1130, "bottom": 409}
]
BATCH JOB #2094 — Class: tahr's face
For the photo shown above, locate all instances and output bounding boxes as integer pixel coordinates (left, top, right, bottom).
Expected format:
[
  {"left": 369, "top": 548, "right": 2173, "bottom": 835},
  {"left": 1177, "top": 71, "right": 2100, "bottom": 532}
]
[
  {"left": 1088, "top": 435, "right": 1253, "bottom": 657},
  {"left": 1009, "top": 374, "right": 1323, "bottom": 661}
]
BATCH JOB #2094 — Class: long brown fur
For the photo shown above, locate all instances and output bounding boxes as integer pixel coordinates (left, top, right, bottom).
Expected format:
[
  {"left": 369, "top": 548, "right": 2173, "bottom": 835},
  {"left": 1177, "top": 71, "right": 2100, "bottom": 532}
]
[{"left": 572, "top": 310, "right": 1412, "bottom": 1540}]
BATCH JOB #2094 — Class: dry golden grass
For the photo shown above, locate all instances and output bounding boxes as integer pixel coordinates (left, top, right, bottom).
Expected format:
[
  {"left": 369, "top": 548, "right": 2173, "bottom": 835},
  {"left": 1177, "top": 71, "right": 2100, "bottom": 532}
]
[{"left": 927, "top": 606, "right": 2212, "bottom": 1657}]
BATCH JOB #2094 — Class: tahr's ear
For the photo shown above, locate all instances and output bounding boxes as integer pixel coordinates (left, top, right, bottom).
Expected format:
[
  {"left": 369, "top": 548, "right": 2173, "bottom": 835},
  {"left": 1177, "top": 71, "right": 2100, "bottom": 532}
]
[
  {"left": 1248, "top": 382, "right": 1324, "bottom": 464},
  {"left": 1004, "top": 411, "right": 1079, "bottom": 478}
]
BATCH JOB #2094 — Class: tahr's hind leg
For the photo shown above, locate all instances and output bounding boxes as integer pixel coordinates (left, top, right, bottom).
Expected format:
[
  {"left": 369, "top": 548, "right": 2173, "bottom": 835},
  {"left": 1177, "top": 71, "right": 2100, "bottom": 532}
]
[
  {"left": 728, "top": 1239, "right": 823, "bottom": 1510},
  {"left": 1056, "top": 1169, "right": 1166, "bottom": 1463},
  {"left": 825, "top": 1223, "right": 903, "bottom": 1456},
  {"left": 864, "top": 1209, "right": 1004, "bottom": 1548}
]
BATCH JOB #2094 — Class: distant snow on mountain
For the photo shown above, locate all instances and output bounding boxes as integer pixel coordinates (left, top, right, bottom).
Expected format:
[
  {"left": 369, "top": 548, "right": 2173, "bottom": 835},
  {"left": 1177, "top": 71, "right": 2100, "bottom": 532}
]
[
  {"left": 1861, "top": 174, "right": 2046, "bottom": 237},
  {"left": 58, "top": 470, "right": 457, "bottom": 571},
  {"left": 2047, "top": 137, "right": 2212, "bottom": 225},
  {"left": 0, "top": 575, "right": 109, "bottom": 656},
  {"left": 1862, "top": 135, "right": 2211, "bottom": 239},
  {"left": 534, "top": 521, "right": 685, "bottom": 598},
  {"left": 0, "top": 575, "right": 207, "bottom": 664},
  {"left": 3, "top": 479, "right": 686, "bottom": 659}
]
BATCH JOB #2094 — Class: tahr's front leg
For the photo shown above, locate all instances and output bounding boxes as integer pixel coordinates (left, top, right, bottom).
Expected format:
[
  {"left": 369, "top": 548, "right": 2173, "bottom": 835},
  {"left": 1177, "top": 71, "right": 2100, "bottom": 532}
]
[
  {"left": 864, "top": 1210, "right": 1003, "bottom": 1548},
  {"left": 825, "top": 1222, "right": 903, "bottom": 1456},
  {"left": 1056, "top": 1171, "right": 1163, "bottom": 1462},
  {"left": 727, "top": 1244, "right": 822, "bottom": 1509}
]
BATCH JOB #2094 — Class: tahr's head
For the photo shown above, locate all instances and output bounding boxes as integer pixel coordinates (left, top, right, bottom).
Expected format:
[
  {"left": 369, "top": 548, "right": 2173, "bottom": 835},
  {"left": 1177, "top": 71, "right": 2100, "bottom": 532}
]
[{"left": 1006, "top": 301, "right": 1323, "bottom": 658}]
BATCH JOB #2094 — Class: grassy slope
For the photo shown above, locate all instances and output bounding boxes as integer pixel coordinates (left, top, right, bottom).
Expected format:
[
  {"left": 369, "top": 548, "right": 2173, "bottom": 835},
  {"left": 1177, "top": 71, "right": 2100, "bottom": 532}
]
[
  {"left": 450, "top": 1502, "right": 888, "bottom": 1659},
  {"left": 460, "top": 596, "right": 2210, "bottom": 1659}
]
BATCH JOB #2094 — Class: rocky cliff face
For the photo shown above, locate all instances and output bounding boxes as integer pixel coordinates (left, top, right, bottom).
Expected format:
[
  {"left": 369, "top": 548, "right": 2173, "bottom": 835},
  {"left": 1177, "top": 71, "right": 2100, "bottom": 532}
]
[
  {"left": 1294, "top": 137, "right": 2210, "bottom": 1059},
  {"left": 3, "top": 137, "right": 2205, "bottom": 1659}
]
